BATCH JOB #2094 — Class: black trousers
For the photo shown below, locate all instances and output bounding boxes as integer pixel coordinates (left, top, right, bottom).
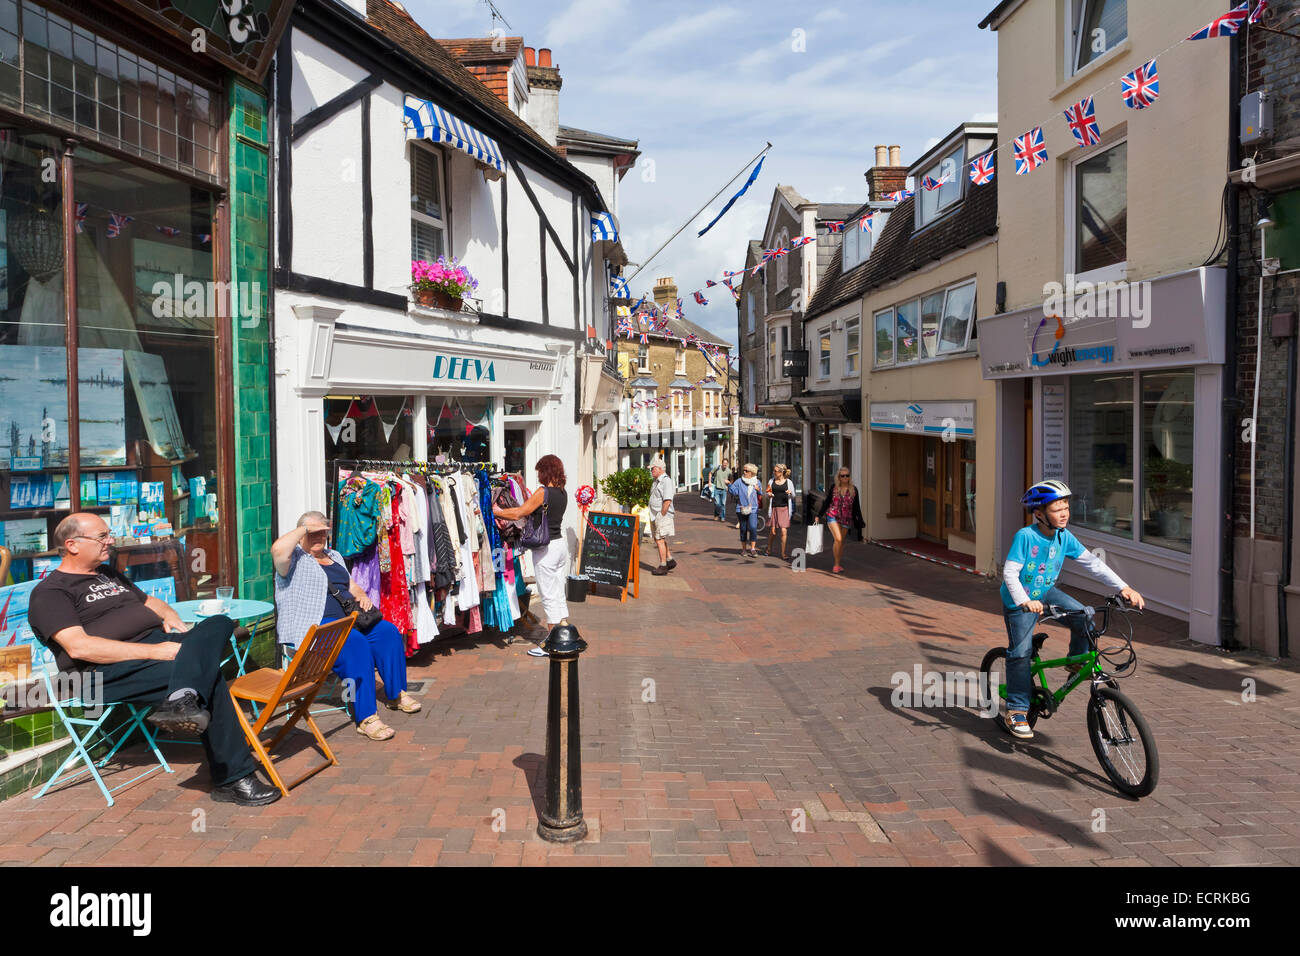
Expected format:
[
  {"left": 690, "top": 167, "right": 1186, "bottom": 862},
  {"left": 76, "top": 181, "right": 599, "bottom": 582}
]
[{"left": 90, "top": 616, "right": 255, "bottom": 788}]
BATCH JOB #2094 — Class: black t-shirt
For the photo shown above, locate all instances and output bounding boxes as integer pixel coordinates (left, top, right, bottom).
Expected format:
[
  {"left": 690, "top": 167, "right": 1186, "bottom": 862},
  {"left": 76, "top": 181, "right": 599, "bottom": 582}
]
[
  {"left": 770, "top": 479, "right": 791, "bottom": 507},
  {"left": 545, "top": 487, "right": 568, "bottom": 541},
  {"left": 27, "top": 565, "right": 164, "bottom": 672},
  {"left": 320, "top": 560, "right": 354, "bottom": 621}
]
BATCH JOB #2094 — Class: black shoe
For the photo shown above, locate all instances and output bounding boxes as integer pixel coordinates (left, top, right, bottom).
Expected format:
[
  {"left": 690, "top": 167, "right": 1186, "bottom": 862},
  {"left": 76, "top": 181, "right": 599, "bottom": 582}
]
[
  {"left": 212, "top": 772, "right": 281, "bottom": 806},
  {"left": 651, "top": 565, "right": 669, "bottom": 576},
  {"left": 147, "top": 692, "right": 211, "bottom": 736},
  {"left": 665, "top": 559, "right": 677, "bottom": 571}
]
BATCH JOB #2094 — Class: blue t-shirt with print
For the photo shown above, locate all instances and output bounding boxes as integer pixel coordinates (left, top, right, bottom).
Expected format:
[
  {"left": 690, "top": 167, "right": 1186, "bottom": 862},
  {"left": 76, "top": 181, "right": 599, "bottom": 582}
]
[{"left": 999, "top": 525, "right": 1086, "bottom": 609}]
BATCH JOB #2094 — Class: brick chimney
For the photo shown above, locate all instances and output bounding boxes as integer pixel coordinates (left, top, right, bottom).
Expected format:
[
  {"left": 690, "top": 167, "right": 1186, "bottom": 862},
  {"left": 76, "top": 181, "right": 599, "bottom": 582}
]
[
  {"left": 524, "top": 46, "right": 562, "bottom": 146},
  {"left": 866, "top": 143, "right": 908, "bottom": 202},
  {"left": 652, "top": 276, "right": 678, "bottom": 311}
]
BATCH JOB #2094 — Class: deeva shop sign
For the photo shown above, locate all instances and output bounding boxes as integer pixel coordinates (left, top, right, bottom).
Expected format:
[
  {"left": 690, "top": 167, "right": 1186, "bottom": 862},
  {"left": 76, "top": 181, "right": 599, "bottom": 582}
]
[{"left": 430, "top": 353, "right": 556, "bottom": 388}]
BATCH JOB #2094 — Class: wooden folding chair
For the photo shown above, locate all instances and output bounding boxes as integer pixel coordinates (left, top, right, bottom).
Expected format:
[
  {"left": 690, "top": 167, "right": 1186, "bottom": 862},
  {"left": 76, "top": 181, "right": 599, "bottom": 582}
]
[{"left": 227, "top": 614, "right": 356, "bottom": 797}]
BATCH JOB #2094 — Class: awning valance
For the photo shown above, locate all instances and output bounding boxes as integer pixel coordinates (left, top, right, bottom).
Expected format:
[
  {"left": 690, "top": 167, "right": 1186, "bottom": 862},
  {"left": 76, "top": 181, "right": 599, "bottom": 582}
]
[{"left": 403, "top": 94, "right": 505, "bottom": 173}]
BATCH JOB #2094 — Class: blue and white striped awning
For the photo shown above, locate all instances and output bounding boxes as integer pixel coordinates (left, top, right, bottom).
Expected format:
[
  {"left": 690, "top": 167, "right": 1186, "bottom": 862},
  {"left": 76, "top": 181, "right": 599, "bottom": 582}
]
[
  {"left": 591, "top": 211, "right": 618, "bottom": 242},
  {"left": 403, "top": 94, "right": 505, "bottom": 174}
]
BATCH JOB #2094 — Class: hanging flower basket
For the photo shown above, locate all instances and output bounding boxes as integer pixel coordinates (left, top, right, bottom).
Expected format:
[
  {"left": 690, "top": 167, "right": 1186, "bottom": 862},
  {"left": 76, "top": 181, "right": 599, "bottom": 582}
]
[{"left": 411, "top": 257, "right": 477, "bottom": 312}]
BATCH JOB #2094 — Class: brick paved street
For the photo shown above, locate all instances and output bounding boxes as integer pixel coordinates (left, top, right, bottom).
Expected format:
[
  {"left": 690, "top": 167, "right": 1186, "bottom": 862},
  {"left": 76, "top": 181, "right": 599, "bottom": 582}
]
[{"left": 3, "top": 495, "right": 1298, "bottom": 867}]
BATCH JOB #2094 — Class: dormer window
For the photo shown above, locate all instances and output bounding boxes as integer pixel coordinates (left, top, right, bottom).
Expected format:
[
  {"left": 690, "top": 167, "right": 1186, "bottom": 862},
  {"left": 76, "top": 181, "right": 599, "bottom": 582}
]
[
  {"left": 916, "top": 144, "right": 964, "bottom": 228},
  {"left": 841, "top": 212, "right": 885, "bottom": 271}
]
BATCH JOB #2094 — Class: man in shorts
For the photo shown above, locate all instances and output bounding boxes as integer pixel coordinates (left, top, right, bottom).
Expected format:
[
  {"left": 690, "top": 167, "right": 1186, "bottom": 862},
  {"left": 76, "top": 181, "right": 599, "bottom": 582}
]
[{"left": 648, "top": 456, "right": 677, "bottom": 576}]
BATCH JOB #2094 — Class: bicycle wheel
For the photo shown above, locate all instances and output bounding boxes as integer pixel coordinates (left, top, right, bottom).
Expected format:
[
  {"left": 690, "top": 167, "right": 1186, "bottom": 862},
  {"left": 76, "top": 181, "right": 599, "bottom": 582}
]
[
  {"left": 1086, "top": 685, "right": 1159, "bottom": 797},
  {"left": 979, "top": 648, "right": 1042, "bottom": 732}
]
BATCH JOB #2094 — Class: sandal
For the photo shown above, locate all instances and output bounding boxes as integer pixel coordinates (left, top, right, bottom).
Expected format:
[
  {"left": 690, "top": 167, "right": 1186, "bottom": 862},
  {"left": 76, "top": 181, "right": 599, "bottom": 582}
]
[
  {"left": 356, "top": 715, "right": 395, "bottom": 740},
  {"left": 385, "top": 691, "right": 421, "bottom": 714}
]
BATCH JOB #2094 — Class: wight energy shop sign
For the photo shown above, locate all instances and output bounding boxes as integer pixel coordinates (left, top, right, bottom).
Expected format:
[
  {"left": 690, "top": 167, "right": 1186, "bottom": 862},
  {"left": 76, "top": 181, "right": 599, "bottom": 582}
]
[
  {"left": 870, "top": 401, "right": 975, "bottom": 437},
  {"left": 1027, "top": 314, "right": 1116, "bottom": 369}
]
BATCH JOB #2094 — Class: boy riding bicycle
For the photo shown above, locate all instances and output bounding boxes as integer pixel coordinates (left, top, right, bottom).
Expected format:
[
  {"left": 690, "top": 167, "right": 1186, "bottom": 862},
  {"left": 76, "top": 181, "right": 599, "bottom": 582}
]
[{"left": 1000, "top": 480, "right": 1145, "bottom": 740}]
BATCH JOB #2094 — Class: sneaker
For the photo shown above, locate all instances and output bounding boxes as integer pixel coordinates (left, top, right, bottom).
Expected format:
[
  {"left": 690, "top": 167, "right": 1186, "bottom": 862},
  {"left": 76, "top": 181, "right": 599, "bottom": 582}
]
[
  {"left": 665, "top": 559, "right": 677, "bottom": 571},
  {"left": 527, "top": 646, "right": 549, "bottom": 657},
  {"left": 147, "top": 691, "right": 211, "bottom": 737},
  {"left": 651, "top": 565, "right": 669, "bottom": 576},
  {"left": 1007, "top": 711, "right": 1034, "bottom": 740}
]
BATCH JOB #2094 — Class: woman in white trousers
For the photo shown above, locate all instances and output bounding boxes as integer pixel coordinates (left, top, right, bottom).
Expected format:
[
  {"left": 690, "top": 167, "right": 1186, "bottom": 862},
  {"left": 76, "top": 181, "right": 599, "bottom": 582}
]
[{"left": 493, "top": 454, "right": 570, "bottom": 657}]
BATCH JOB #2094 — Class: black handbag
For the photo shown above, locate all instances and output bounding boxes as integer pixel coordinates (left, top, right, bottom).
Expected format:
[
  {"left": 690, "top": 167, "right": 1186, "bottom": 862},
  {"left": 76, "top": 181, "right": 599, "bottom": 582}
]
[
  {"left": 520, "top": 492, "right": 550, "bottom": 549},
  {"left": 329, "top": 583, "right": 382, "bottom": 631}
]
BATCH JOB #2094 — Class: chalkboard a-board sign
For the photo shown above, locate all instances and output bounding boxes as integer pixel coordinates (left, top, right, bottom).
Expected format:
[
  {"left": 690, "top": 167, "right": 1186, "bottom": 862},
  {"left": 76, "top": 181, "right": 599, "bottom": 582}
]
[{"left": 577, "top": 510, "right": 640, "bottom": 602}]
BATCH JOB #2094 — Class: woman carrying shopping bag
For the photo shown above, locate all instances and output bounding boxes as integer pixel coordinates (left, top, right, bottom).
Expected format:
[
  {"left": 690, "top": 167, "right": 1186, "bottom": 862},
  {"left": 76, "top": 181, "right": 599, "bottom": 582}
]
[{"left": 812, "top": 467, "right": 864, "bottom": 574}]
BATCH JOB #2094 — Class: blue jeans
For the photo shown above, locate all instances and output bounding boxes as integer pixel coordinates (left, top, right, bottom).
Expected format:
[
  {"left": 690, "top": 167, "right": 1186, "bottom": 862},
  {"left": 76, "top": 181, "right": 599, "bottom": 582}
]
[
  {"left": 739, "top": 511, "right": 758, "bottom": 543},
  {"left": 322, "top": 616, "right": 408, "bottom": 725},
  {"left": 712, "top": 488, "right": 727, "bottom": 519},
  {"left": 1002, "top": 587, "right": 1092, "bottom": 713}
]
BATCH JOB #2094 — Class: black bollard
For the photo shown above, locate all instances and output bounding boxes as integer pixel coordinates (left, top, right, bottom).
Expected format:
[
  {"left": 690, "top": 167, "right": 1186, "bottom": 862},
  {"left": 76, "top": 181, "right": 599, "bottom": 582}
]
[{"left": 536, "top": 623, "right": 589, "bottom": 843}]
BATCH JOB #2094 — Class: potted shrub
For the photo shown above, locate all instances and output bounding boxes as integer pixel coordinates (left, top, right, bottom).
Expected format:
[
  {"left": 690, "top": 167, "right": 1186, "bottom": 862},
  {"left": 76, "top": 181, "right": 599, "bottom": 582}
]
[
  {"left": 1145, "top": 455, "right": 1193, "bottom": 537},
  {"left": 599, "top": 468, "right": 652, "bottom": 528},
  {"left": 411, "top": 256, "right": 479, "bottom": 311},
  {"left": 1091, "top": 459, "right": 1123, "bottom": 531}
]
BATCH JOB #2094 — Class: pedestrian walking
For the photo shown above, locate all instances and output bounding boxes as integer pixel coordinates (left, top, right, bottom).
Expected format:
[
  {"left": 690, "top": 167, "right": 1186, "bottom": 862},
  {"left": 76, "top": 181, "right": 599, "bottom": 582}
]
[
  {"left": 764, "top": 463, "right": 795, "bottom": 559},
  {"left": 648, "top": 456, "right": 678, "bottom": 576},
  {"left": 492, "top": 454, "right": 571, "bottom": 657},
  {"left": 729, "top": 463, "right": 764, "bottom": 558},
  {"left": 812, "top": 466, "right": 864, "bottom": 573},
  {"left": 708, "top": 458, "right": 731, "bottom": 521}
]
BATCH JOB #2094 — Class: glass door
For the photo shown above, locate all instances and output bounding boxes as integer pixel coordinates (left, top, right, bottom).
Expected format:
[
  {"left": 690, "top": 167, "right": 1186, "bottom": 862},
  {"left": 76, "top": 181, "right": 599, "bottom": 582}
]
[{"left": 919, "top": 437, "right": 941, "bottom": 540}]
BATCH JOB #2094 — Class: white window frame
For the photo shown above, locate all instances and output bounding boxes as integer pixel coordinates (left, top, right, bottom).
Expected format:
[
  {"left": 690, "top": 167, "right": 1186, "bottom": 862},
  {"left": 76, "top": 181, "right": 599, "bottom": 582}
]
[
  {"left": 637, "top": 343, "right": 650, "bottom": 371},
  {"left": 916, "top": 144, "right": 965, "bottom": 229},
  {"left": 1068, "top": 0, "right": 1128, "bottom": 78},
  {"left": 935, "top": 279, "right": 978, "bottom": 355},
  {"left": 845, "top": 317, "right": 861, "bottom": 377},
  {"left": 410, "top": 143, "right": 449, "bottom": 263},
  {"left": 675, "top": 349, "right": 687, "bottom": 375},
  {"left": 1066, "top": 136, "right": 1128, "bottom": 286},
  {"left": 873, "top": 307, "right": 895, "bottom": 368},
  {"left": 817, "top": 327, "right": 832, "bottom": 380}
]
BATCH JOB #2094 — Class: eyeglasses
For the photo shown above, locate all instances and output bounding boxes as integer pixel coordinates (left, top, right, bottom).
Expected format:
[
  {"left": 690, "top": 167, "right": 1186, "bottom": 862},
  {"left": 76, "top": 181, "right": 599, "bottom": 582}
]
[{"left": 71, "top": 532, "right": 113, "bottom": 543}]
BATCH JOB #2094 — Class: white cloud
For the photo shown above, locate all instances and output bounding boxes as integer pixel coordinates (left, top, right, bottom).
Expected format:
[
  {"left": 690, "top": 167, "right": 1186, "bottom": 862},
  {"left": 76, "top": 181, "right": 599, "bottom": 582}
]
[
  {"left": 638, "top": 7, "right": 740, "bottom": 53},
  {"left": 813, "top": 7, "right": 846, "bottom": 22},
  {"left": 541, "top": 0, "right": 630, "bottom": 48}
]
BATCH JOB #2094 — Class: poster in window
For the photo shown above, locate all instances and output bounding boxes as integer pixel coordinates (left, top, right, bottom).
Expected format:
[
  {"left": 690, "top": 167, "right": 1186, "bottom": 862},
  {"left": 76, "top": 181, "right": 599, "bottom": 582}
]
[
  {"left": 0, "top": 346, "right": 126, "bottom": 469},
  {"left": 132, "top": 238, "right": 215, "bottom": 334},
  {"left": 125, "top": 349, "right": 193, "bottom": 461},
  {"left": 1, "top": 518, "right": 47, "bottom": 554},
  {"left": 0, "top": 578, "right": 55, "bottom": 670},
  {"left": 9, "top": 473, "right": 53, "bottom": 509}
]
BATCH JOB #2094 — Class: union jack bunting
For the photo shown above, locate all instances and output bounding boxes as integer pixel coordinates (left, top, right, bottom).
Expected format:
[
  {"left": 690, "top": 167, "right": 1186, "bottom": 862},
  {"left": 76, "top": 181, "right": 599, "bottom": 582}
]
[
  {"left": 106, "top": 213, "right": 134, "bottom": 238},
  {"left": 723, "top": 269, "right": 744, "bottom": 278},
  {"left": 1251, "top": 1, "right": 1268, "bottom": 23},
  {"left": 1013, "top": 127, "right": 1048, "bottom": 175},
  {"left": 1064, "top": 96, "right": 1102, "bottom": 147},
  {"left": 639, "top": 332, "right": 648, "bottom": 345},
  {"left": 859, "top": 213, "right": 875, "bottom": 233},
  {"left": 1187, "top": 2, "right": 1250, "bottom": 39},
  {"left": 705, "top": 280, "right": 718, "bottom": 287},
  {"left": 694, "top": 291, "right": 708, "bottom": 306},
  {"left": 761, "top": 247, "right": 788, "bottom": 262},
  {"left": 74, "top": 202, "right": 87, "bottom": 234},
  {"left": 824, "top": 221, "right": 846, "bottom": 233},
  {"left": 789, "top": 235, "right": 816, "bottom": 248},
  {"left": 921, "top": 171, "right": 951, "bottom": 192},
  {"left": 199, "top": 233, "right": 211, "bottom": 244},
  {"left": 884, "top": 189, "right": 914, "bottom": 203},
  {"left": 155, "top": 225, "right": 183, "bottom": 237},
  {"left": 969, "top": 152, "right": 996, "bottom": 186},
  {"left": 675, "top": 299, "right": 685, "bottom": 319},
  {"left": 1121, "top": 59, "right": 1160, "bottom": 110}
]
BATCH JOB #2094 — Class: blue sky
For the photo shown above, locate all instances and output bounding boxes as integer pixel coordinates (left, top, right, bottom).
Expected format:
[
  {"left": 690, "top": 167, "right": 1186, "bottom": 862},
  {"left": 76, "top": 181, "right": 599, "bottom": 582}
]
[{"left": 404, "top": 0, "right": 999, "bottom": 345}]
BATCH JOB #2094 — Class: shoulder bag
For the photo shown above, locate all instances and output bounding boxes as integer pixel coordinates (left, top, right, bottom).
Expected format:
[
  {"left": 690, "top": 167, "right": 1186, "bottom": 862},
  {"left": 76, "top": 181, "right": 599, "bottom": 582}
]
[
  {"left": 328, "top": 582, "right": 382, "bottom": 631},
  {"left": 520, "top": 490, "right": 551, "bottom": 549}
]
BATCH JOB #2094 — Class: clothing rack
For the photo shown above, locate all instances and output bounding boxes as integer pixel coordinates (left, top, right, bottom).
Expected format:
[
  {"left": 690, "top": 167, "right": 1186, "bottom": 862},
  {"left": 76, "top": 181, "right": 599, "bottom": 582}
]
[{"left": 327, "top": 457, "right": 500, "bottom": 525}]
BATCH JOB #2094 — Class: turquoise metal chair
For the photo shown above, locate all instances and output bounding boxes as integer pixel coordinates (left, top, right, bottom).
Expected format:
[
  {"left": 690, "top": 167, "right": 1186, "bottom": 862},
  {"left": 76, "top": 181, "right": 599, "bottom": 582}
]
[{"left": 33, "top": 670, "right": 173, "bottom": 807}]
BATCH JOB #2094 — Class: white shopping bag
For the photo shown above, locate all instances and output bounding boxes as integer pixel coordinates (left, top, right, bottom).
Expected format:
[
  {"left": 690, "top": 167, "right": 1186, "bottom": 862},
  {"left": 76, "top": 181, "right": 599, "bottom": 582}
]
[{"left": 805, "top": 522, "right": 825, "bottom": 556}]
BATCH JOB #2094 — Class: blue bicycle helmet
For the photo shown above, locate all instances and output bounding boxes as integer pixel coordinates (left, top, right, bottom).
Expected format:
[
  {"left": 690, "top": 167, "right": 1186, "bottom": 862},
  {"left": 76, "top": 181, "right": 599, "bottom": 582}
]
[{"left": 1022, "top": 479, "right": 1072, "bottom": 510}]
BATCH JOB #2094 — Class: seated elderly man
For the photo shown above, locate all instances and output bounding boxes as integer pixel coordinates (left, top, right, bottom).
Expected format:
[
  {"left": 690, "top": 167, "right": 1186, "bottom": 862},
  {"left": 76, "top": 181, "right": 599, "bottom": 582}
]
[{"left": 26, "top": 513, "right": 279, "bottom": 806}]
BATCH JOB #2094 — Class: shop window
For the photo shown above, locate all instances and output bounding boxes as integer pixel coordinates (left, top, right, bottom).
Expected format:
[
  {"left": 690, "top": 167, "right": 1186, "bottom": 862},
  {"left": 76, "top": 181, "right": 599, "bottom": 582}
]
[
  {"left": 1072, "top": 0, "right": 1127, "bottom": 74},
  {"left": 410, "top": 145, "right": 447, "bottom": 263},
  {"left": 895, "top": 299, "right": 920, "bottom": 364},
  {"left": 959, "top": 439, "right": 976, "bottom": 534},
  {"left": 429, "top": 395, "right": 490, "bottom": 462},
  {"left": 14, "top": 2, "right": 219, "bottom": 180},
  {"left": 1072, "top": 141, "right": 1127, "bottom": 278},
  {"left": 919, "top": 292, "right": 944, "bottom": 360},
  {"left": 937, "top": 281, "right": 976, "bottom": 354},
  {"left": 1068, "top": 373, "right": 1134, "bottom": 538},
  {"left": 818, "top": 328, "right": 831, "bottom": 378},
  {"left": 1140, "top": 369, "right": 1193, "bottom": 553},
  {"left": 0, "top": 130, "right": 227, "bottom": 598},
  {"left": 814, "top": 424, "right": 840, "bottom": 493},
  {"left": 504, "top": 397, "right": 537, "bottom": 416},
  {"left": 917, "top": 144, "right": 964, "bottom": 228},
  {"left": 845, "top": 318, "right": 860, "bottom": 375},
  {"left": 325, "top": 395, "right": 415, "bottom": 471}
]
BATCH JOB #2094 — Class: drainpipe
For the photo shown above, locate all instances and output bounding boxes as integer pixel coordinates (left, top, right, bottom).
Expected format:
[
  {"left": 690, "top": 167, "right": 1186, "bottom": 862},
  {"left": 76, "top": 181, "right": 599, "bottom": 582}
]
[
  {"left": 1280, "top": 323, "right": 1296, "bottom": 658},
  {"left": 1220, "top": 37, "right": 1241, "bottom": 650}
]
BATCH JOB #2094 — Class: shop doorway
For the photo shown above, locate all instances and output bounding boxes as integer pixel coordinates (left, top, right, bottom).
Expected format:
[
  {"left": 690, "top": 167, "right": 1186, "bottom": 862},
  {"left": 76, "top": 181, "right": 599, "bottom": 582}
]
[
  {"left": 920, "top": 437, "right": 941, "bottom": 539},
  {"left": 916, "top": 437, "right": 977, "bottom": 545}
]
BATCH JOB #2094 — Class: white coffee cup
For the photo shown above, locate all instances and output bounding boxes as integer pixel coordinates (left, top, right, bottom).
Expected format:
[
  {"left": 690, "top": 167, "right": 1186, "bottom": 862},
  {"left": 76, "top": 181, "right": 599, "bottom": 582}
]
[{"left": 199, "top": 599, "right": 224, "bottom": 616}]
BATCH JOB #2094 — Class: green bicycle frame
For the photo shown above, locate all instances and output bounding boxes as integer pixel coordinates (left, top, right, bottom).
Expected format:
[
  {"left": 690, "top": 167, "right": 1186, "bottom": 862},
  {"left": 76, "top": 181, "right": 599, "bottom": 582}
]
[{"left": 1032, "top": 649, "right": 1100, "bottom": 705}]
